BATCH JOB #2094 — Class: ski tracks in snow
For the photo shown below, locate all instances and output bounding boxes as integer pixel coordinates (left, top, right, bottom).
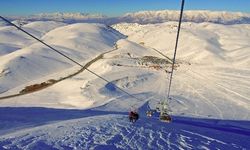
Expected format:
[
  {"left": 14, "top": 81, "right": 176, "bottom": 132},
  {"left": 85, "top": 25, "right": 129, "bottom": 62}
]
[{"left": 1, "top": 112, "right": 250, "bottom": 150}]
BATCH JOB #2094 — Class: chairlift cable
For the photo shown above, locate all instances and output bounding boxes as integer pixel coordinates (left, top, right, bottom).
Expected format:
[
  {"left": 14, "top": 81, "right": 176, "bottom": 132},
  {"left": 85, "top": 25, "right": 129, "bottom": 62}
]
[{"left": 167, "top": 0, "right": 185, "bottom": 99}]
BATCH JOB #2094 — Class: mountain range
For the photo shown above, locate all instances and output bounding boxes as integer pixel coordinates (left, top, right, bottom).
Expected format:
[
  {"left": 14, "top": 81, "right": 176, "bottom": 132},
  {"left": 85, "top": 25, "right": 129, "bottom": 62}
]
[{"left": 5, "top": 10, "right": 250, "bottom": 25}]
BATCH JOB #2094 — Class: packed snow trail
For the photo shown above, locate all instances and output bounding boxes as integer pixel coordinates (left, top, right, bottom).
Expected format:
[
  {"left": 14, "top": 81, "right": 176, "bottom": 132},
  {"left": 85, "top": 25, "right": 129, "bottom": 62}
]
[{"left": 0, "top": 103, "right": 250, "bottom": 150}]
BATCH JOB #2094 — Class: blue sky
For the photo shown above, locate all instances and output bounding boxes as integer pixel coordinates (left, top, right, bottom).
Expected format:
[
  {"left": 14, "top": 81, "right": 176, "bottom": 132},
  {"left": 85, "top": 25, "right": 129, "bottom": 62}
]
[{"left": 0, "top": 0, "right": 250, "bottom": 16}]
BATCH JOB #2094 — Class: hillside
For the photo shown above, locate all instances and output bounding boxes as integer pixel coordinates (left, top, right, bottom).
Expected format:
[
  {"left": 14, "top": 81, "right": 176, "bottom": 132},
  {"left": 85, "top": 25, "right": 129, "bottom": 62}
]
[
  {"left": 113, "top": 22, "right": 250, "bottom": 66},
  {"left": 0, "top": 22, "right": 124, "bottom": 95}
]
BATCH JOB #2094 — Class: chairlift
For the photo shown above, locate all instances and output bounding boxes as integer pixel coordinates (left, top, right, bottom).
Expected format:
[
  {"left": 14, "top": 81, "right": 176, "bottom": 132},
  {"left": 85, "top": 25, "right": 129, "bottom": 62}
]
[
  {"left": 146, "top": 110, "right": 153, "bottom": 117},
  {"left": 146, "top": 109, "right": 157, "bottom": 117},
  {"left": 159, "top": 100, "right": 172, "bottom": 123}
]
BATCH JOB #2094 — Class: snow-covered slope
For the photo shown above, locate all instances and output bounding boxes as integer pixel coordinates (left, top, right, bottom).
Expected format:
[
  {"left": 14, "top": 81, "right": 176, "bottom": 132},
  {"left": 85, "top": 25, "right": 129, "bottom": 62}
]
[
  {"left": 113, "top": 22, "right": 250, "bottom": 66},
  {"left": 1, "top": 21, "right": 250, "bottom": 118},
  {"left": 1, "top": 108, "right": 249, "bottom": 149},
  {"left": 0, "top": 19, "right": 250, "bottom": 149},
  {"left": 0, "top": 22, "right": 124, "bottom": 94},
  {"left": 0, "top": 21, "right": 66, "bottom": 56},
  {"left": 112, "top": 22, "right": 250, "bottom": 119}
]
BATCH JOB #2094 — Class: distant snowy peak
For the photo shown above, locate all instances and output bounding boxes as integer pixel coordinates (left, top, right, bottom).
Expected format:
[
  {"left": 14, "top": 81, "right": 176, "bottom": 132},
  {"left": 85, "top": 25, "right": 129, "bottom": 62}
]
[
  {"left": 6, "top": 12, "right": 107, "bottom": 22},
  {"left": 5, "top": 10, "right": 250, "bottom": 25},
  {"left": 121, "top": 10, "right": 250, "bottom": 24},
  {"left": 36, "top": 12, "right": 107, "bottom": 19}
]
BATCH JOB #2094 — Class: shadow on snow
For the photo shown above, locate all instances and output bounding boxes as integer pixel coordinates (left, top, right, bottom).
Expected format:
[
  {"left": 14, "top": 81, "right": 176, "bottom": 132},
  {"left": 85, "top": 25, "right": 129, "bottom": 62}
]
[{"left": 0, "top": 104, "right": 250, "bottom": 149}]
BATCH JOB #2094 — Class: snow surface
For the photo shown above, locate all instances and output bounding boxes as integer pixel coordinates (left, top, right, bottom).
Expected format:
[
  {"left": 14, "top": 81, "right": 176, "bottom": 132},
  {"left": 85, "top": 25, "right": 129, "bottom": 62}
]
[
  {"left": 1, "top": 108, "right": 250, "bottom": 149},
  {"left": 0, "top": 18, "right": 250, "bottom": 149}
]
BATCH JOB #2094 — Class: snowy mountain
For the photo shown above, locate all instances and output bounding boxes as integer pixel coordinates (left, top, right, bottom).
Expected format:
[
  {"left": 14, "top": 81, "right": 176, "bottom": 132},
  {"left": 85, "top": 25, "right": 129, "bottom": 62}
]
[
  {"left": 119, "top": 10, "right": 250, "bottom": 24},
  {"left": 5, "top": 10, "right": 250, "bottom": 25},
  {"left": 5, "top": 12, "right": 107, "bottom": 25},
  {"left": 0, "top": 18, "right": 250, "bottom": 149},
  {"left": 6, "top": 12, "right": 106, "bottom": 20},
  {"left": 36, "top": 12, "right": 106, "bottom": 19}
]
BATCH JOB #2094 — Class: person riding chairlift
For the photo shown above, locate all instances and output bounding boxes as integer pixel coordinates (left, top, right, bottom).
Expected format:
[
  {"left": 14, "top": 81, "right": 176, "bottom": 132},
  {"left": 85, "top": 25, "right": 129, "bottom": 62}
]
[{"left": 129, "top": 111, "right": 139, "bottom": 123}]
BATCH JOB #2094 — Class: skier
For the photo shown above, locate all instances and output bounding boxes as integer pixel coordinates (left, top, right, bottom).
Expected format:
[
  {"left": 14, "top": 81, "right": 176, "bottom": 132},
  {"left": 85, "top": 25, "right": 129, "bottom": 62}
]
[{"left": 129, "top": 111, "right": 139, "bottom": 123}]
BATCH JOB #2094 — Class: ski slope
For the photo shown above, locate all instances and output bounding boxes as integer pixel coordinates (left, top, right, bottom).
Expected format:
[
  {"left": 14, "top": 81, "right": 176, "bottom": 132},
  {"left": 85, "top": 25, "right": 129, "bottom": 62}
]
[
  {"left": 112, "top": 22, "right": 250, "bottom": 120},
  {"left": 1, "top": 106, "right": 250, "bottom": 149},
  {"left": 0, "top": 18, "right": 250, "bottom": 149}
]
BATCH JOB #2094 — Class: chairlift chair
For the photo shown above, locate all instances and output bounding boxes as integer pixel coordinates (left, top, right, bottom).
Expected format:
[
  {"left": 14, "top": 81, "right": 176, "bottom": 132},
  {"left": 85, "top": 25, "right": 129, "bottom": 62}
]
[
  {"left": 160, "top": 111, "right": 172, "bottom": 123},
  {"left": 159, "top": 100, "right": 172, "bottom": 123}
]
